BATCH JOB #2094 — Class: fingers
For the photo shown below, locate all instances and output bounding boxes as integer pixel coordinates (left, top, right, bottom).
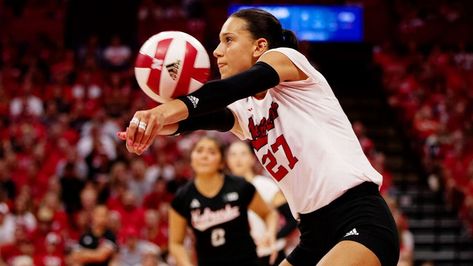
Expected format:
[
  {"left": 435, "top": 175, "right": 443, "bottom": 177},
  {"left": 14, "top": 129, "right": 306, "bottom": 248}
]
[
  {"left": 126, "top": 111, "right": 149, "bottom": 153},
  {"left": 134, "top": 120, "right": 148, "bottom": 149},
  {"left": 117, "top": 131, "right": 126, "bottom": 140},
  {"left": 138, "top": 123, "right": 158, "bottom": 154},
  {"left": 269, "top": 250, "right": 278, "bottom": 265},
  {"left": 127, "top": 116, "right": 140, "bottom": 147},
  {"left": 124, "top": 108, "right": 165, "bottom": 155}
]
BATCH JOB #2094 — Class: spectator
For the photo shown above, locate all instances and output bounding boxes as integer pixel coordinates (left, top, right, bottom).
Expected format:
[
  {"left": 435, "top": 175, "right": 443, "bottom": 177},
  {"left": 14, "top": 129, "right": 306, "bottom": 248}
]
[
  {"left": 59, "top": 162, "right": 85, "bottom": 214},
  {"left": 128, "top": 158, "right": 154, "bottom": 204},
  {"left": 0, "top": 159, "right": 15, "bottom": 201},
  {"left": 102, "top": 36, "right": 132, "bottom": 71},
  {"left": 111, "top": 189, "right": 145, "bottom": 231},
  {"left": 353, "top": 121, "right": 376, "bottom": 158},
  {"left": 67, "top": 205, "right": 117, "bottom": 266},
  {"left": 9, "top": 80, "right": 44, "bottom": 118},
  {"left": 70, "top": 71, "right": 103, "bottom": 118},
  {"left": 12, "top": 190, "right": 37, "bottom": 232},
  {"left": 143, "top": 177, "right": 172, "bottom": 210},
  {"left": 0, "top": 224, "right": 35, "bottom": 264},
  {"left": 114, "top": 226, "right": 160, "bottom": 266},
  {"left": 142, "top": 209, "right": 168, "bottom": 255},
  {"left": 0, "top": 203, "right": 15, "bottom": 245},
  {"left": 385, "top": 196, "right": 414, "bottom": 266},
  {"left": 33, "top": 232, "right": 65, "bottom": 266},
  {"left": 372, "top": 152, "right": 394, "bottom": 196}
]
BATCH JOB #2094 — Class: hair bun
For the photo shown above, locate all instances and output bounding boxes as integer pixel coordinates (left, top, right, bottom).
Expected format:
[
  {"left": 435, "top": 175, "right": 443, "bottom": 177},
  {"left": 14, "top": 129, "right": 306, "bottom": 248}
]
[{"left": 282, "top": 29, "right": 299, "bottom": 50}]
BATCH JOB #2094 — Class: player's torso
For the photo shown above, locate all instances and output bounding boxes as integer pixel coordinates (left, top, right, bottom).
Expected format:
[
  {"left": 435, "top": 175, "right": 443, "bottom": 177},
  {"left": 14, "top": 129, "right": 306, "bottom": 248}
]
[
  {"left": 185, "top": 176, "right": 257, "bottom": 264},
  {"left": 236, "top": 84, "right": 381, "bottom": 216}
]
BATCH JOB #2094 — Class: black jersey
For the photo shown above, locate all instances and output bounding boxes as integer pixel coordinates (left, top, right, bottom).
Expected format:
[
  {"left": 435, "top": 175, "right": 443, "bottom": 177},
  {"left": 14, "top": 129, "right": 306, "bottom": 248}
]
[
  {"left": 171, "top": 175, "right": 258, "bottom": 266},
  {"left": 78, "top": 229, "right": 117, "bottom": 266}
]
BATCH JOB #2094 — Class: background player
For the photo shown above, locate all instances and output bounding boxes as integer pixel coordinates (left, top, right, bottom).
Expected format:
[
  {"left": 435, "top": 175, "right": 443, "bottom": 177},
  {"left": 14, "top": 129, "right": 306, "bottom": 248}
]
[
  {"left": 169, "top": 136, "right": 278, "bottom": 266},
  {"left": 226, "top": 140, "right": 296, "bottom": 266}
]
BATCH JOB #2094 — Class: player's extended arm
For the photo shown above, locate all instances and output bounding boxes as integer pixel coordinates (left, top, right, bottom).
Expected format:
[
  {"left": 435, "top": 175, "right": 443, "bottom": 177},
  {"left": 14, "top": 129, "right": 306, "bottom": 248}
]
[
  {"left": 250, "top": 191, "right": 279, "bottom": 238},
  {"left": 249, "top": 191, "right": 279, "bottom": 263},
  {"left": 169, "top": 208, "right": 194, "bottom": 266},
  {"left": 125, "top": 51, "right": 303, "bottom": 154},
  {"left": 117, "top": 109, "right": 241, "bottom": 154}
]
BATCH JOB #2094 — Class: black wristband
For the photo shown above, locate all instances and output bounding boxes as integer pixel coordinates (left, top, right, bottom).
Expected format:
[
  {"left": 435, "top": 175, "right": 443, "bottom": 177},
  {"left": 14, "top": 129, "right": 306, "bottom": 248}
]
[
  {"left": 175, "top": 108, "right": 235, "bottom": 134},
  {"left": 178, "top": 61, "right": 280, "bottom": 118}
]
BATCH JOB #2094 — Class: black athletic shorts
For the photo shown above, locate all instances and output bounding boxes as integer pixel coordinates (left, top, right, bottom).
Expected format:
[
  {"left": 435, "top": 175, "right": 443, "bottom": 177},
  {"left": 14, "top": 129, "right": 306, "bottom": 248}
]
[{"left": 287, "top": 182, "right": 399, "bottom": 266}]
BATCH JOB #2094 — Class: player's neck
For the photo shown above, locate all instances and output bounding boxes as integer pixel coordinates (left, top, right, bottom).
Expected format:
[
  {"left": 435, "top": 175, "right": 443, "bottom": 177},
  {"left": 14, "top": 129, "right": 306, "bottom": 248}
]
[
  {"left": 244, "top": 171, "right": 256, "bottom": 182},
  {"left": 195, "top": 173, "right": 224, "bottom": 198}
]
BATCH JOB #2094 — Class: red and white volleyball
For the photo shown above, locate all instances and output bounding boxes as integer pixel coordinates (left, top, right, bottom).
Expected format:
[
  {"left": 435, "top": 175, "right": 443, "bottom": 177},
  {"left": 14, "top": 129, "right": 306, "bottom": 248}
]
[{"left": 134, "top": 31, "right": 210, "bottom": 103}]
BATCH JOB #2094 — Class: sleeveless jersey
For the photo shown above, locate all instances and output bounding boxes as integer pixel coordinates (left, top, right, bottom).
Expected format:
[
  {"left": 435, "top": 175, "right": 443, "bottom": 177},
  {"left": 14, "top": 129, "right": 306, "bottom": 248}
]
[
  {"left": 228, "top": 48, "right": 382, "bottom": 218},
  {"left": 171, "top": 175, "right": 258, "bottom": 266},
  {"left": 247, "top": 175, "right": 286, "bottom": 257}
]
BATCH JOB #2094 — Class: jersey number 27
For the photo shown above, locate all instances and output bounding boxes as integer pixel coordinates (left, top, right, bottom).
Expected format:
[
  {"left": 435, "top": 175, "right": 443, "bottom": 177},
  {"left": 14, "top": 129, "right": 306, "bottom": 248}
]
[{"left": 261, "top": 134, "right": 298, "bottom": 181}]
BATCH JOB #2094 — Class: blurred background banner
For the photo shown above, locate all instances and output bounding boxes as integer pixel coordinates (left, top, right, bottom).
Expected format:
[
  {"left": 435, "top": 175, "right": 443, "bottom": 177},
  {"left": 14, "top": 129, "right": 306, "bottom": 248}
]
[{"left": 229, "top": 4, "right": 363, "bottom": 42}]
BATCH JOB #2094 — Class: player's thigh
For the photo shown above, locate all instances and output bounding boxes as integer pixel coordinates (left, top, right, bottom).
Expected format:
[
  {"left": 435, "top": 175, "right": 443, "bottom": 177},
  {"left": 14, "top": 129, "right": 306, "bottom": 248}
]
[
  {"left": 317, "top": 240, "right": 381, "bottom": 266},
  {"left": 279, "top": 259, "right": 293, "bottom": 266}
]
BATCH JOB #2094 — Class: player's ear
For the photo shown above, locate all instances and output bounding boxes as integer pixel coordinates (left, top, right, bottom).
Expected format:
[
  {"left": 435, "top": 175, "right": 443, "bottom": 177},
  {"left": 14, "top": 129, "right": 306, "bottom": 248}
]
[{"left": 253, "top": 38, "right": 269, "bottom": 58}]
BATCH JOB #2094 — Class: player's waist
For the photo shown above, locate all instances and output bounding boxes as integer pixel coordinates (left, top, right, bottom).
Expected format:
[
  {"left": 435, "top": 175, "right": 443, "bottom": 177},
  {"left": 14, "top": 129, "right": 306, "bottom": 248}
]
[{"left": 298, "top": 182, "right": 379, "bottom": 220}]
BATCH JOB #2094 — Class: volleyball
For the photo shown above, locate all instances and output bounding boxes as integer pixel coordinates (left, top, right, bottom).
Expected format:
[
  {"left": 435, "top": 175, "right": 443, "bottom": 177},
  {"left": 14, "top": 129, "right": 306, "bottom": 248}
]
[{"left": 134, "top": 31, "right": 210, "bottom": 103}]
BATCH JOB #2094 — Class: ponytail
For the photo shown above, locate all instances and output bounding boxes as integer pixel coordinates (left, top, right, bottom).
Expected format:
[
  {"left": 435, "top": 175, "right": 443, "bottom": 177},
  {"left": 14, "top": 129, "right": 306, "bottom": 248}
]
[{"left": 282, "top": 29, "right": 298, "bottom": 50}]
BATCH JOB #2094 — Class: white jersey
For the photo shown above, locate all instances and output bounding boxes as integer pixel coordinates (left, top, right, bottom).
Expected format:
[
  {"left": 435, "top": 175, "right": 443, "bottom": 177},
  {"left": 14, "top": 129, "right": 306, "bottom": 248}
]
[
  {"left": 247, "top": 175, "right": 286, "bottom": 256},
  {"left": 228, "top": 48, "right": 382, "bottom": 218}
]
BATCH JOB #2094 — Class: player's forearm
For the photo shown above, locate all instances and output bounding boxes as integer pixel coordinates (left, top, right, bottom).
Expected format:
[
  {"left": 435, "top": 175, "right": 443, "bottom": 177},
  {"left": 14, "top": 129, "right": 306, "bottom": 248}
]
[
  {"left": 158, "top": 123, "right": 179, "bottom": 135},
  {"left": 169, "top": 243, "right": 194, "bottom": 266},
  {"left": 264, "top": 209, "right": 279, "bottom": 239},
  {"left": 174, "top": 108, "right": 235, "bottom": 134},
  {"left": 157, "top": 99, "right": 189, "bottom": 126},
  {"left": 178, "top": 62, "right": 280, "bottom": 118}
]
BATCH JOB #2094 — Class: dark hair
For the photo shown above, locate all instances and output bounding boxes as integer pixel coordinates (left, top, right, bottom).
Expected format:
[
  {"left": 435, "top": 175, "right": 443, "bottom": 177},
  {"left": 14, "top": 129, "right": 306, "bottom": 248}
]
[
  {"left": 231, "top": 8, "right": 298, "bottom": 50},
  {"left": 192, "top": 136, "right": 225, "bottom": 155}
]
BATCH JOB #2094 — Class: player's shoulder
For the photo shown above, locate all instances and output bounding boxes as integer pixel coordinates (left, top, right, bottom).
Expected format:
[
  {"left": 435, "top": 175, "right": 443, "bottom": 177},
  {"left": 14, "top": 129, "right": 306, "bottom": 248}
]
[
  {"left": 264, "top": 47, "right": 307, "bottom": 62},
  {"left": 225, "top": 174, "right": 250, "bottom": 186},
  {"left": 225, "top": 175, "right": 255, "bottom": 191},
  {"left": 174, "top": 180, "right": 196, "bottom": 200}
]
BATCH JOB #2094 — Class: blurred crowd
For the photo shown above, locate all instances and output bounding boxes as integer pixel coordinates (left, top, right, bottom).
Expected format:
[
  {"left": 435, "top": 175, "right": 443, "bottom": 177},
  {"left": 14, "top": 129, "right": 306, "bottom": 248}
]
[{"left": 374, "top": 35, "right": 473, "bottom": 235}]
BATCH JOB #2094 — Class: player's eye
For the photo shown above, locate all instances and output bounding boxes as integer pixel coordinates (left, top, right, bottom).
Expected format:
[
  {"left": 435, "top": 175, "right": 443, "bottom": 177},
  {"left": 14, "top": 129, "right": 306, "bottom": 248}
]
[{"left": 225, "top": 37, "right": 232, "bottom": 43}]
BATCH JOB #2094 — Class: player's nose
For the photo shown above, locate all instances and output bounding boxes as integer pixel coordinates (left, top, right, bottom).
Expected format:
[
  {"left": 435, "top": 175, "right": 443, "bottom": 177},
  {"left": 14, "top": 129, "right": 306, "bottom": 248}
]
[{"left": 213, "top": 43, "right": 224, "bottom": 58}]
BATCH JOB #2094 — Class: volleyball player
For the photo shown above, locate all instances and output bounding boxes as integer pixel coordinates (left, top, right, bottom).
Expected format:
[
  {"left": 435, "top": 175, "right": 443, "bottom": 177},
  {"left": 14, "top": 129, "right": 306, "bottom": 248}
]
[
  {"left": 227, "top": 140, "right": 296, "bottom": 265},
  {"left": 120, "top": 8, "right": 399, "bottom": 266},
  {"left": 169, "top": 136, "right": 278, "bottom": 266}
]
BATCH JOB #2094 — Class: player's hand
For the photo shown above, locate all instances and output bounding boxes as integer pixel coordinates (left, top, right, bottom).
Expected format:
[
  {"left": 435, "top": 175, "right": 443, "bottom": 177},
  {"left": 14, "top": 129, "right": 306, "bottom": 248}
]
[
  {"left": 117, "top": 123, "right": 180, "bottom": 155},
  {"left": 258, "top": 233, "right": 277, "bottom": 264},
  {"left": 121, "top": 107, "right": 165, "bottom": 155},
  {"left": 118, "top": 99, "right": 189, "bottom": 155}
]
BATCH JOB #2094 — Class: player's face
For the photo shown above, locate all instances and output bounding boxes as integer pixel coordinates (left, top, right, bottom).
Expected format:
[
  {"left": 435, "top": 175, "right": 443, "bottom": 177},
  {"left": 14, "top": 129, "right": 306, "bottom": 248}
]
[
  {"left": 213, "top": 17, "right": 257, "bottom": 78},
  {"left": 191, "top": 138, "right": 223, "bottom": 176},
  {"left": 227, "top": 142, "right": 254, "bottom": 177}
]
